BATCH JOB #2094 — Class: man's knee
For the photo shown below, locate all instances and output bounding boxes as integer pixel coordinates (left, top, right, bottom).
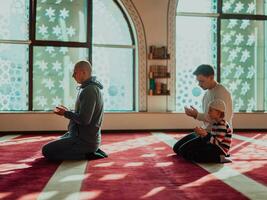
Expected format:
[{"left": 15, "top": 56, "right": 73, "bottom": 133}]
[
  {"left": 173, "top": 142, "right": 180, "bottom": 154},
  {"left": 42, "top": 144, "right": 49, "bottom": 157},
  {"left": 42, "top": 143, "right": 56, "bottom": 160}
]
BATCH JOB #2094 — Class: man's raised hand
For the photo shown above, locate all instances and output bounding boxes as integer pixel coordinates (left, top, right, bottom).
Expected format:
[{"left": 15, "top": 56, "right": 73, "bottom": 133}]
[{"left": 184, "top": 105, "right": 198, "bottom": 119}]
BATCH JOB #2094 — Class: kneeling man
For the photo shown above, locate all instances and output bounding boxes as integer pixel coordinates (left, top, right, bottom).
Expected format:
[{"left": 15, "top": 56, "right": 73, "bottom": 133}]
[{"left": 42, "top": 60, "right": 107, "bottom": 160}]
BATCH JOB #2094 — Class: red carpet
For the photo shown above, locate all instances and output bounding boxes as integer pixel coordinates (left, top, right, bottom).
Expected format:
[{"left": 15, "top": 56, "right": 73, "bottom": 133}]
[
  {"left": 230, "top": 133, "right": 267, "bottom": 186},
  {"left": 0, "top": 134, "right": 61, "bottom": 200},
  {"left": 1, "top": 132, "right": 267, "bottom": 199},
  {"left": 81, "top": 133, "right": 247, "bottom": 200}
]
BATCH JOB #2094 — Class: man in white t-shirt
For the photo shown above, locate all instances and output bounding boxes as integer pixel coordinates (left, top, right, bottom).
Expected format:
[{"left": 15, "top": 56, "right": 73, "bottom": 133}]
[{"left": 173, "top": 64, "right": 233, "bottom": 162}]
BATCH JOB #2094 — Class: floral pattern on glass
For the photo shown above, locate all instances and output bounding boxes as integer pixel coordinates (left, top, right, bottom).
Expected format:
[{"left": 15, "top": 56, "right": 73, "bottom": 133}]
[
  {"left": 0, "top": 44, "right": 28, "bottom": 111},
  {"left": 222, "top": 0, "right": 265, "bottom": 15},
  {"left": 36, "top": 0, "right": 87, "bottom": 42},
  {"left": 92, "top": 46, "right": 134, "bottom": 111},
  {"left": 221, "top": 19, "right": 266, "bottom": 112},
  {"left": 0, "top": 0, "right": 29, "bottom": 40},
  {"left": 176, "top": 16, "right": 217, "bottom": 112},
  {"left": 33, "top": 46, "right": 88, "bottom": 110}
]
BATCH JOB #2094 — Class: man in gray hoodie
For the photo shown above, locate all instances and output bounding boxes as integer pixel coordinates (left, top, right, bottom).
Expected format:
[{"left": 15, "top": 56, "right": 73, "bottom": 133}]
[{"left": 42, "top": 60, "right": 107, "bottom": 160}]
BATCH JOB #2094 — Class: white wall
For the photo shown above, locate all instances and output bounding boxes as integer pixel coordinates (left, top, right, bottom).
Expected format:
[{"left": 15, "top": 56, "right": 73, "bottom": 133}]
[
  {"left": 133, "top": 0, "right": 170, "bottom": 112},
  {"left": 0, "top": 0, "right": 267, "bottom": 132}
]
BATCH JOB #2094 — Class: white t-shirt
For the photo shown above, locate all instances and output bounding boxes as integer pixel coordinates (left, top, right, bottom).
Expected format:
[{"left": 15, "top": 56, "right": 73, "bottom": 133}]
[{"left": 196, "top": 83, "right": 233, "bottom": 131}]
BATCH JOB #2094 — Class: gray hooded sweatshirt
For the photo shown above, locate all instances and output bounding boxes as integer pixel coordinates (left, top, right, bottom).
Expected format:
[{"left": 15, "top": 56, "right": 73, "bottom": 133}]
[{"left": 64, "top": 77, "right": 104, "bottom": 148}]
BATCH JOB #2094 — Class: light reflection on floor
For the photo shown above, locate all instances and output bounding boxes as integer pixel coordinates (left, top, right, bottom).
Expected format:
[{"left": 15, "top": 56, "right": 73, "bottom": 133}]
[
  {"left": 124, "top": 162, "right": 144, "bottom": 167},
  {"left": 93, "top": 162, "right": 115, "bottom": 168},
  {"left": 99, "top": 173, "right": 127, "bottom": 181},
  {"left": 0, "top": 136, "right": 57, "bottom": 147},
  {"left": 1, "top": 132, "right": 267, "bottom": 200},
  {"left": 141, "top": 186, "right": 166, "bottom": 199}
]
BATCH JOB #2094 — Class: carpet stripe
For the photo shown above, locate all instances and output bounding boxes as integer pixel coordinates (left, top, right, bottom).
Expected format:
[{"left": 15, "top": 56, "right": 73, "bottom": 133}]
[
  {"left": 230, "top": 134, "right": 261, "bottom": 152},
  {"left": 233, "top": 134, "right": 267, "bottom": 147},
  {"left": 0, "top": 135, "right": 20, "bottom": 142},
  {"left": 100, "top": 135, "right": 161, "bottom": 154},
  {"left": 37, "top": 161, "right": 88, "bottom": 200},
  {"left": 82, "top": 132, "right": 248, "bottom": 199},
  {"left": 151, "top": 132, "right": 267, "bottom": 200}
]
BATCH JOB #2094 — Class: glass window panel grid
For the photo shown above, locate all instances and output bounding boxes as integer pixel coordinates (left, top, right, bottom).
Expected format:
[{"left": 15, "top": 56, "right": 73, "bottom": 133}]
[
  {"left": 221, "top": 19, "right": 266, "bottom": 112},
  {"left": 0, "top": 0, "right": 29, "bottom": 40},
  {"left": 177, "top": 0, "right": 217, "bottom": 14},
  {"left": 35, "top": 0, "right": 88, "bottom": 42},
  {"left": 92, "top": 46, "right": 135, "bottom": 111},
  {"left": 222, "top": 0, "right": 266, "bottom": 15},
  {"left": 93, "top": 0, "right": 133, "bottom": 46},
  {"left": 176, "top": 16, "right": 217, "bottom": 112},
  {"left": 0, "top": 43, "right": 29, "bottom": 111},
  {"left": 176, "top": 2, "right": 267, "bottom": 113},
  {"left": 0, "top": 1, "right": 135, "bottom": 112},
  {"left": 32, "top": 46, "right": 88, "bottom": 111}
]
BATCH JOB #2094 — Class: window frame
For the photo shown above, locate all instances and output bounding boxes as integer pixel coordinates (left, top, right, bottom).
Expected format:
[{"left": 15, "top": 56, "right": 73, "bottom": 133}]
[
  {"left": 176, "top": 0, "right": 267, "bottom": 112},
  {"left": 0, "top": 0, "right": 136, "bottom": 112},
  {"left": 28, "top": 0, "right": 92, "bottom": 111},
  {"left": 92, "top": 0, "right": 137, "bottom": 111}
]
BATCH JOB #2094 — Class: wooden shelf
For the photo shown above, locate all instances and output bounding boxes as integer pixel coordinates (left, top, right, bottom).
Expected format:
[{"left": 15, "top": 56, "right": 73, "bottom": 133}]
[
  {"left": 148, "top": 45, "right": 170, "bottom": 97},
  {"left": 148, "top": 90, "right": 170, "bottom": 96},
  {"left": 148, "top": 57, "right": 170, "bottom": 60},
  {"left": 150, "top": 73, "right": 170, "bottom": 79}
]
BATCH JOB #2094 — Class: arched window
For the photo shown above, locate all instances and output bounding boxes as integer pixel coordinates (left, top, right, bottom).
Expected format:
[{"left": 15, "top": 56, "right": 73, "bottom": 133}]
[
  {"left": 92, "top": 0, "right": 135, "bottom": 111},
  {"left": 176, "top": 0, "right": 267, "bottom": 112},
  {"left": 0, "top": 0, "right": 136, "bottom": 112}
]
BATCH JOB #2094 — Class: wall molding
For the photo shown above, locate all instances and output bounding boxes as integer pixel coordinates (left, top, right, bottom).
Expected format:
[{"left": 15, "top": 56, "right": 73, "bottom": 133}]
[
  {"left": 121, "top": 0, "right": 148, "bottom": 111},
  {"left": 167, "top": 0, "right": 178, "bottom": 111}
]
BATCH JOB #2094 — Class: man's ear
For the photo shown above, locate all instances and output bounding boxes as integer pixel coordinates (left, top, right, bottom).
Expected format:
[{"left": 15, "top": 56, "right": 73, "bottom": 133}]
[{"left": 209, "top": 75, "right": 214, "bottom": 80}]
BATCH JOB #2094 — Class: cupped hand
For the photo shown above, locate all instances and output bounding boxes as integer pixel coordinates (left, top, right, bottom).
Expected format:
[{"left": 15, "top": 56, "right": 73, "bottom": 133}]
[
  {"left": 194, "top": 126, "right": 208, "bottom": 137},
  {"left": 184, "top": 106, "right": 198, "bottom": 119},
  {"left": 54, "top": 105, "right": 68, "bottom": 116}
]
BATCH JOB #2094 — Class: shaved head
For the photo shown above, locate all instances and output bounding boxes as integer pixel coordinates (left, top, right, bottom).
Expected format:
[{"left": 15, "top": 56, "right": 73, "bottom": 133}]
[
  {"left": 72, "top": 60, "right": 92, "bottom": 84},
  {"left": 74, "top": 60, "right": 92, "bottom": 76}
]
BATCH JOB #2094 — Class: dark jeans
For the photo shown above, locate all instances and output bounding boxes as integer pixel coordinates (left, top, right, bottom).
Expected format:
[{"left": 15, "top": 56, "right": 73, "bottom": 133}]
[
  {"left": 42, "top": 135, "right": 98, "bottom": 161},
  {"left": 173, "top": 132, "right": 198, "bottom": 153},
  {"left": 173, "top": 132, "right": 223, "bottom": 163}
]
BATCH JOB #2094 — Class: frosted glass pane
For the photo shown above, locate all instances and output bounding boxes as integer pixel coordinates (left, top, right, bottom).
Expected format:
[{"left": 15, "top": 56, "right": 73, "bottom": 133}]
[
  {"left": 33, "top": 46, "right": 88, "bottom": 110},
  {"left": 36, "top": 0, "right": 87, "bottom": 42},
  {"left": 0, "top": 0, "right": 29, "bottom": 40},
  {"left": 92, "top": 47, "right": 134, "bottom": 111},
  {"left": 93, "top": 0, "right": 132, "bottom": 45},
  {"left": 176, "top": 16, "right": 217, "bottom": 112},
  {"left": 221, "top": 19, "right": 266, "bottom": 112},
  {"left": 223, "top": 0, "right": 266, "bottom": 15},
  {"left": 0, "top": 44, "right": 28, "bottom": 111},
  {"left": 177, "top": 0, "right": 217, "bottom": 13}
]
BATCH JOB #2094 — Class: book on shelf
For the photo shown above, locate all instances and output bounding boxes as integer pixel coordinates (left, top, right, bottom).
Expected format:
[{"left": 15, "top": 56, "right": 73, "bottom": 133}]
[
  {"left": 149, "top": 81, "right": 170, "bottom": 96},
  {"left": 148, "top": 45, "right": 170, "bottom": 59},
  {"left": 149, "top": 65, "right": 170, "bottom": 78}
]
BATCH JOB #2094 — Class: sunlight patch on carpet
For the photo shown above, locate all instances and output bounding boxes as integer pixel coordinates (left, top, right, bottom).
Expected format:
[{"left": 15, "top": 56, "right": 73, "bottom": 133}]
[
  {"left": 155, "top": 162, "right": 173, "bottom": 167},
  {"left": 99, "top": 173, "right": 127, "bottom": 181},
  {"left": 141, "top": 153, "right": 156, "bottom": 157},
  {"left": 60, "top": 173, "right": 91, "bottom": 183},
  {"left": 141, "top": 186, "right": 166, "bottom": 199},
  {"left": 79, "top": 191, "right": 102, "bottom": 200},
  {"left": 124, "top": 162, "right": 144, "bottom": 167},
  {"left": 93, "top": 162, "right": 115, "bottom": 167}
]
